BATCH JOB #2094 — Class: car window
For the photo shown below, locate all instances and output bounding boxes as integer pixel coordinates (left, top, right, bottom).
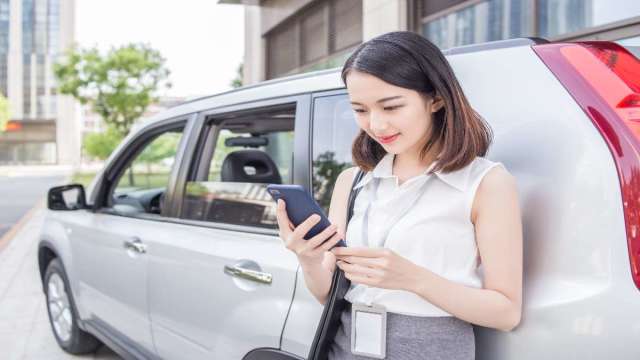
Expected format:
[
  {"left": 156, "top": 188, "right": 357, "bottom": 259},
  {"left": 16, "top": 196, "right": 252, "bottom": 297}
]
[
  {"left": 108, "top": 126, "right": 184, "bottom": 217},
  {"left": 312, "top": 94, "right": 360, "bottom": 213},
  {"left": 181, "top": 105, "right": 295, "bottom": 228}
]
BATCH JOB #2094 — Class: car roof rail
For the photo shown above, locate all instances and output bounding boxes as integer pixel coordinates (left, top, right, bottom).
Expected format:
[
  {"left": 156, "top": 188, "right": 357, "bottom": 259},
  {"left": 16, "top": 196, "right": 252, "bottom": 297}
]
[{"left": 443, "top": 37, "right": 550, "bottom": 56}]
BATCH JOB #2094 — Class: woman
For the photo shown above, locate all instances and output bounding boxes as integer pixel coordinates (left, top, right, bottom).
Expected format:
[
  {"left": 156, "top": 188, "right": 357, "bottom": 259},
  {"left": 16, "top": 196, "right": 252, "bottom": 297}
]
[{"left": 275, "top": 31, "right": 522, "bottom": 359}]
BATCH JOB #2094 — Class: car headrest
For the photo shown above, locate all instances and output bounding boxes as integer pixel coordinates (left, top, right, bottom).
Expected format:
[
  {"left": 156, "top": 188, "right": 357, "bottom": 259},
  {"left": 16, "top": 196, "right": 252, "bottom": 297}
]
[{"left": 220, "top": 149, "right": 282, "bottom": 184}]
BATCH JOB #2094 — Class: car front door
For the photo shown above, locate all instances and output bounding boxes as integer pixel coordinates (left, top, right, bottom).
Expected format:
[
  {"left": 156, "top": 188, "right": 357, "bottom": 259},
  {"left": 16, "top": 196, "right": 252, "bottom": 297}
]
[
  {"left": 68, "top": 118, "right": 190, "bottom": 357},
  {"left": 145, "top": 97, "right": 308, "bottom": 359}
]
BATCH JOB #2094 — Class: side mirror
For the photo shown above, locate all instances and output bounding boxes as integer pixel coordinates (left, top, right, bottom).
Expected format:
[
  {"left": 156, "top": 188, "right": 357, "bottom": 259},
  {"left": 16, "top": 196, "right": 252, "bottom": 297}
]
[{"left": 48, "top": 184, "right": 88, "bottom": 211}]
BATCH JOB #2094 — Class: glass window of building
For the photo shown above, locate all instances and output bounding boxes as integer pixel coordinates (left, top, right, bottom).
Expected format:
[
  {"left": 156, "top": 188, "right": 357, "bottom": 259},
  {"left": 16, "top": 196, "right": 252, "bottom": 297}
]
[
  {"left": 21, "top": 0, "right": 60, "bottom": 119},
  {"left": 265, "top": 0, "right": 362, "bottom": 79},
  {"left": 421, "top": 0, "right": 533, "bottom": 49},
  {"left": 420, "top": 0, "right": 640, "bottom": 49},
  {"left": 0, "top": 0, "right": 9, "bottom": 96},
  {"left": 538, "top": 0, "right": 640, "bottom": 38}
]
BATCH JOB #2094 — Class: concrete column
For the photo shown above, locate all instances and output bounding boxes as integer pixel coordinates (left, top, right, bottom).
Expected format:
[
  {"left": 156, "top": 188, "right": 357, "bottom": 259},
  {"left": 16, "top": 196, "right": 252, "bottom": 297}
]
[
  {"left": 243, "top": 5, "right": 264, "bottom": 85},
  {"left": 363, "top": 0, "right": 409, "bottom": 41},
  {"left": 44, "top": 54, "right": 51, "bottom": 119},
  {"left": 55, "top": 0, "right": 79, "bottom": 166}
]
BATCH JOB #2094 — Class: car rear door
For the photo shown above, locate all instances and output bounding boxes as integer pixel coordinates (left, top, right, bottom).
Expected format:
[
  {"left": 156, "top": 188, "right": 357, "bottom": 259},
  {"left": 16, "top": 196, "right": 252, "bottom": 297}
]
[{"left": 145, "top": 95, "right": 309, "bottom": 359}]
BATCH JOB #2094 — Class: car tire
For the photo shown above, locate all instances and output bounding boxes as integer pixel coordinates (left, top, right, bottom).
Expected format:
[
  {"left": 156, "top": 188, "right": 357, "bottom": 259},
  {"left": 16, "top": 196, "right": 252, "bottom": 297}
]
[{"left": 44, "top": 258, "right": 101, "bottom": 354}]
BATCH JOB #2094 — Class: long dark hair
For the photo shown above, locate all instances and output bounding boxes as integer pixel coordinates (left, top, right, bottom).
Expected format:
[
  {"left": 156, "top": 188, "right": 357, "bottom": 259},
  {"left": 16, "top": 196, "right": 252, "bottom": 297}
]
[{"left": 342, "top": 31, "right": 493, "bottom": 173}]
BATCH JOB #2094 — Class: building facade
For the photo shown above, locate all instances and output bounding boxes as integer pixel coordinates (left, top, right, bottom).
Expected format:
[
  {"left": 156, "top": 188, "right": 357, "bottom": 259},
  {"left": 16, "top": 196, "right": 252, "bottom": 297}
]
[
  {"left": 221, "top": 0, "right": 640, "bottom": 85},
  {"left": 0, "top": 0, "right": 76, "bottom": 165}
]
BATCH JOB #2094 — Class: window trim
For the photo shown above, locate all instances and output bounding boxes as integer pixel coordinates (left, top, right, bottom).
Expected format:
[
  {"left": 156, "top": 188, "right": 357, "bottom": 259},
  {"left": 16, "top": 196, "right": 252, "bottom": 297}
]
[{"left": 164, "top": 93, "right": 312, "bottom": 234}]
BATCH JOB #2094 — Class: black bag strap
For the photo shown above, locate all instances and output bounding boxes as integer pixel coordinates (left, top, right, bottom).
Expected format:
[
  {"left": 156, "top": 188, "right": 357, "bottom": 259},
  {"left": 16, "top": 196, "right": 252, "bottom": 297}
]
[{"left": 307, "top": 168, "right": 365, "bottom": 360}]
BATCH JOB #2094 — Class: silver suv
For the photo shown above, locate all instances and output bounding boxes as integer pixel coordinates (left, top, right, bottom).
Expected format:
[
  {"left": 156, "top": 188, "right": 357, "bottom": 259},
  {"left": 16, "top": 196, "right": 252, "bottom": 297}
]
[{"left": 39, "top": 37, "right": 640, "bottom": 359}]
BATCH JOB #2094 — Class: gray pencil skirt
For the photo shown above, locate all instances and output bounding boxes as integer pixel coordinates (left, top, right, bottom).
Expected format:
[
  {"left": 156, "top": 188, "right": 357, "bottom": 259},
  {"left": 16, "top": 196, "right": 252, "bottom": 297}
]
[{"left": 327, "top": 302, "right": 475, "bottom": 360}]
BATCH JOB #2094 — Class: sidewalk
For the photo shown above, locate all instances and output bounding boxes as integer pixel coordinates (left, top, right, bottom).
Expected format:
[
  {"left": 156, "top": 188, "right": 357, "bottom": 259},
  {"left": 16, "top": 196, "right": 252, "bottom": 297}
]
[
  {"left": 0, "top": 165, "right": 77, "bottom": 178},
  {"left": 0, "top": 202, "right": 120, "bottom": 359}
]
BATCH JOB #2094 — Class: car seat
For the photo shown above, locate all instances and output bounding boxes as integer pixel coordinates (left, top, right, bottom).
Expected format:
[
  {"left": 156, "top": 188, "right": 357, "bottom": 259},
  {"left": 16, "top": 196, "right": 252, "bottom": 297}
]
[{"left": 220, "top": 149, "right": 282, "bottom": 184}]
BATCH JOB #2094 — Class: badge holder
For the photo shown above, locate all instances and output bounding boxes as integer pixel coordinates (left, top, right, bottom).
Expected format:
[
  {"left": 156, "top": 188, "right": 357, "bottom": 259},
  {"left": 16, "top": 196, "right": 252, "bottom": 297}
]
[{"left": 350, "top": 302, "right": 387, "bottom": 359}]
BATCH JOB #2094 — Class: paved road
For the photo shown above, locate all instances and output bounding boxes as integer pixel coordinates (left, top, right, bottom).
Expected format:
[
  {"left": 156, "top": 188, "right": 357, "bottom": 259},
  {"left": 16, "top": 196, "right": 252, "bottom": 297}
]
[
  {"left": 0, "top": 170, "right": 122, "bottom": 359},
  {"left": 0, "top": 175, "right": 64, "bottom": 238}
]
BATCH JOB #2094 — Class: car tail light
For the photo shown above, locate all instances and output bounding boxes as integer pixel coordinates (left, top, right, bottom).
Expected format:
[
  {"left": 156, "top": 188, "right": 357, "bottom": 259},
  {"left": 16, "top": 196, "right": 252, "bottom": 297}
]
[{"left": 533, "top": 41, "right": 640, "bottom": 289}]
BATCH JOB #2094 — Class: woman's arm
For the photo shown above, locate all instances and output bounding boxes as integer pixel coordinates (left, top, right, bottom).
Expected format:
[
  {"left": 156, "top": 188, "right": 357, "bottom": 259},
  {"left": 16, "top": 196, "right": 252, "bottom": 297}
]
[
  {"left": 414, "top": 165, "right": 522, "bottom": 331},
  {"left": 333, "top": 165, "right": 523, "bottom": 331},
  {"left": 301, "top": 166, "right": 358, "bottom": 305}
]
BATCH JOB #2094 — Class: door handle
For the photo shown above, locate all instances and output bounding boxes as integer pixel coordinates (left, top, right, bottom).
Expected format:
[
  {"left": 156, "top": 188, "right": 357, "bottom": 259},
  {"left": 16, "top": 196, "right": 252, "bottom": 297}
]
[
  {"left": 224, "top": 264, "right": 272, "bottom": 284},
  {"left": 123, "top": 238, "right": 147, "bottom": 254}
]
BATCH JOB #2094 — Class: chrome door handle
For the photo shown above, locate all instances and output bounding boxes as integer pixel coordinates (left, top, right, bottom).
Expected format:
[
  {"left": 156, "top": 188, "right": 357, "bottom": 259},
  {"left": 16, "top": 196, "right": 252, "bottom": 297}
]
[
  {"left": 224, "top": 265, "right": 272, "bottom": 284},
  {"left": 123, "top": 238, "right": 146, "bottom": 254}
]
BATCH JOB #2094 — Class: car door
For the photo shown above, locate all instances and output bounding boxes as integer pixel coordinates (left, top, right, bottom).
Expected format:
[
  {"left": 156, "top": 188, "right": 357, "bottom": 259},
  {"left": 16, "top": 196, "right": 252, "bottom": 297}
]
[
  {"left": 67, "top": 117, "right": 191, "bottom": 358},
  {"left": 146, "top": 96, "right": 309, "bottom": 359},
  {"left": 279, "top": 90, "right": 362, "bottom": 357}
]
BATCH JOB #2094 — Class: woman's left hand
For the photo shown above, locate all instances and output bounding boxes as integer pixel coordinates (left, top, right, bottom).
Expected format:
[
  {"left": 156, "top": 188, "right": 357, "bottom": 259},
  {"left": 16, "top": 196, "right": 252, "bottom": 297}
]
[{"left": 330, "top": 246, "right": 423, "bottom": 292}]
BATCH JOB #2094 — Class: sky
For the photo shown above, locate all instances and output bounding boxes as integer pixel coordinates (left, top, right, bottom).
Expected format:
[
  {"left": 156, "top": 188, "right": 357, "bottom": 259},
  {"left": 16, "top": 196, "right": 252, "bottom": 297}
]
[{"left": 75, "top": 0, "right": 245, "bottom": 99}]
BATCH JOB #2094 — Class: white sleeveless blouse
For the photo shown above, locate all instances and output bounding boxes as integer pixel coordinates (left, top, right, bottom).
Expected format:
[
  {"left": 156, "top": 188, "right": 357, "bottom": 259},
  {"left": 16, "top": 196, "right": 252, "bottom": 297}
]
[{"left": 343, "top": 152, "right": 506, "bottom": 317}]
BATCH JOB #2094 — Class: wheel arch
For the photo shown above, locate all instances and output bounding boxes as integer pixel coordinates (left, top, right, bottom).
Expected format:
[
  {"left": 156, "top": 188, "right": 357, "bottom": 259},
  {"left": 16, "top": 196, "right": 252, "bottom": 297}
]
[{"left": 38, "top": 240, "right": 59, "bottom": 289}]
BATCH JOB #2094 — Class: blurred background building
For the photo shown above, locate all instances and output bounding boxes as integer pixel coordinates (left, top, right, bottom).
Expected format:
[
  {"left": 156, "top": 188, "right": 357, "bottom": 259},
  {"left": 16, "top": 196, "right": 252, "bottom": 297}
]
[
  {"left": 221, "top": 0, "right": 640, "bottom": 85},
  {"left": 0, "top": 0, "right": 77, "bottom": 165},
  {"left": 80, "top": 96, "right": 186, "bottom": 138}
]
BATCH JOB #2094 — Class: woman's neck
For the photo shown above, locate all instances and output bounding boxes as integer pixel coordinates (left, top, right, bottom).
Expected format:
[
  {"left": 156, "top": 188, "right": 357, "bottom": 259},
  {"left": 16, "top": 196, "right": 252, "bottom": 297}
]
[{"left": 392, "top": 144, "right": 441, "bottom": 185}]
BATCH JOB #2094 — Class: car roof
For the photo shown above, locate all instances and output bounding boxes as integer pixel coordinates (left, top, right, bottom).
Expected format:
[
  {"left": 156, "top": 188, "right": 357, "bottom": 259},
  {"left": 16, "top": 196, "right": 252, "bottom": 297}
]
[
  {"left": 133, "top": 37, "right": 547, "bottom": 132},
  {"left": 133, "top": 67, "right": 345, "bottom": 131}
]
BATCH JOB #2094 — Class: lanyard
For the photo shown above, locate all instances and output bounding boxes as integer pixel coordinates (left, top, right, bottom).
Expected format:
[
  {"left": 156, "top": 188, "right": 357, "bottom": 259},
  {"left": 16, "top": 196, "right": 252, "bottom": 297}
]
[{"left": 361, "top": 174, "right": 435, "bottom": 249}]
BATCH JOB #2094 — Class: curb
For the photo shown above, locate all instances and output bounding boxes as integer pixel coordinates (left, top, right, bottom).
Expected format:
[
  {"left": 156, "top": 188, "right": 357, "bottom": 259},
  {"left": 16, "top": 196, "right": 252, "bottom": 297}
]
[{"left": 0, "top": 198, "right": 45, "bottom": 254}]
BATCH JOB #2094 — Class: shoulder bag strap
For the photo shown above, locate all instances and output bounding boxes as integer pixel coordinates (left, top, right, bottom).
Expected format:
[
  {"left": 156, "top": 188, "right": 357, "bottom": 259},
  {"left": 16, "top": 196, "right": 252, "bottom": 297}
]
[{"left": 307, "top": 168, "right": 365, "bottom": 360}]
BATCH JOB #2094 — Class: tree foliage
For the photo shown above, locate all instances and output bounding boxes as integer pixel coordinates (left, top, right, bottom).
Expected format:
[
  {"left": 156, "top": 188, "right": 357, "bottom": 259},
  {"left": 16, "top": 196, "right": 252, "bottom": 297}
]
[
  {"left": 230, "top": 62, "right": 243, "bottom": 88},
  {"left": 0, "top": 94, "right": 10, "bottom": 132},
  {"left": 54, "top": 43, "right": 171, "bottom": 136},
  {"left": 137, "top": 132, "right": 180, "bottom": 165},
  {"left": 83, "top": 125, "right": 123, "bottom": 160}
]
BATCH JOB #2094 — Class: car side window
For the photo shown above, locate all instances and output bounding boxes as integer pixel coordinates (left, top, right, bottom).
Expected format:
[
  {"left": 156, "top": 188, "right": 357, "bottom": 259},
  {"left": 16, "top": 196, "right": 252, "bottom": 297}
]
[
  {"left": 181, "top": 105, "right": 295, "bottom": 229},
  {"left": 312, "top": 94, "right": 360, "bottom": 213},
  {"left": 108, "top": 126, "right": 184, "bottom": 217}
]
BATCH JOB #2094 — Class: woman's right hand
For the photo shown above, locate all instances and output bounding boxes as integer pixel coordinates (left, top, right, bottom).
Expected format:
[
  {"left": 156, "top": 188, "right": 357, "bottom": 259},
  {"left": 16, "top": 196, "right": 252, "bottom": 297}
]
[{"left": 275, "top": 198, "right": 345, "bottom": 268}]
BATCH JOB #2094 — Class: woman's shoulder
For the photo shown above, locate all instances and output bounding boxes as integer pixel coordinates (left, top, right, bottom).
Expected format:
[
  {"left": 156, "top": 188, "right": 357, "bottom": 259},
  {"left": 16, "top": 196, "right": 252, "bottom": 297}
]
[
  {"left": 330, "top": 166, "right": 361, "bottom": 202},
  {"left": 470, "top": 156, "right": 509, "bottom": 175},
  {"left": 465, "top": 156, "right": 513, "bottom": 194},
  {"left": 471, "top": 156, "right": 514, "bottom": 190},
  {"left": 338, "top": 165, "right": 360, "bottom": 181},
  {"left": 327, "top": 166, "right": 362, "bottom": 230}
]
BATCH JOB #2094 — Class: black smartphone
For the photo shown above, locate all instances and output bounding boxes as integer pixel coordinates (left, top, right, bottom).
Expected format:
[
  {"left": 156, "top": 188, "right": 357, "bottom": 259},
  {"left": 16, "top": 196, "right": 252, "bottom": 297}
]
[{"left": 266, "top": 184, "right": 346, "bottom": 247}]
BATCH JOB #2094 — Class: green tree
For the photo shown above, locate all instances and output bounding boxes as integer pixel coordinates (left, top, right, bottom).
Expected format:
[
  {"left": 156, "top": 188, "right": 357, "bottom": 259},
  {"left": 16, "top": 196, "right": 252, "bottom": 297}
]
[
  {"left": 54, "top": 43, "right": 171, "bottom": 136},
  {"left": 83, "top": 125, "right": 123, "bottom": 160},
  {"left": 230, "top": 62, "right": 243, "bottom": 88},
  {"left": 0, "top": 94, "right": 11, "bottom": 132},
  {"left": 136, "top": 132, "right": 180, "bottom": 187}
]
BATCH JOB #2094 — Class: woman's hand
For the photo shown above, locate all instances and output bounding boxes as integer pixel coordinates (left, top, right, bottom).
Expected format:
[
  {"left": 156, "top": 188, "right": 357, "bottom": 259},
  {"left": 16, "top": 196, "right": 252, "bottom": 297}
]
[
  {"left": 331, "top": 246, "right": 422, "bottom": 291},
  {"left": 275, "top": 199, "right": 345, "bottom": 269}
]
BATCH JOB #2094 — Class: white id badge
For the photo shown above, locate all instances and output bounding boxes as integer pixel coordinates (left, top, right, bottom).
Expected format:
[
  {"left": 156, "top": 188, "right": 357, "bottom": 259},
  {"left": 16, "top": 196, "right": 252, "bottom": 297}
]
[{"left": 351, "top": 302, "right": 387, "bottom": 359}]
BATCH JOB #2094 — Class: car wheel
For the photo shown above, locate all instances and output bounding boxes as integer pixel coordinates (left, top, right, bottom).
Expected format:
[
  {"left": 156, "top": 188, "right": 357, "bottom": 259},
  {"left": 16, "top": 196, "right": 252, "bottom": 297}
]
[{"left": 44, "top": 258, "right": 101, "bottom": 354}]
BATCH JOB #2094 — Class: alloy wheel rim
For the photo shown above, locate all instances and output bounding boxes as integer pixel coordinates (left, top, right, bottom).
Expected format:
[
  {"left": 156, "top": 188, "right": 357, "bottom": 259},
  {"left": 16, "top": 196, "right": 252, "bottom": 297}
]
[{"left": 47, "top": 272, "right": 73, "bottom": 342}]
